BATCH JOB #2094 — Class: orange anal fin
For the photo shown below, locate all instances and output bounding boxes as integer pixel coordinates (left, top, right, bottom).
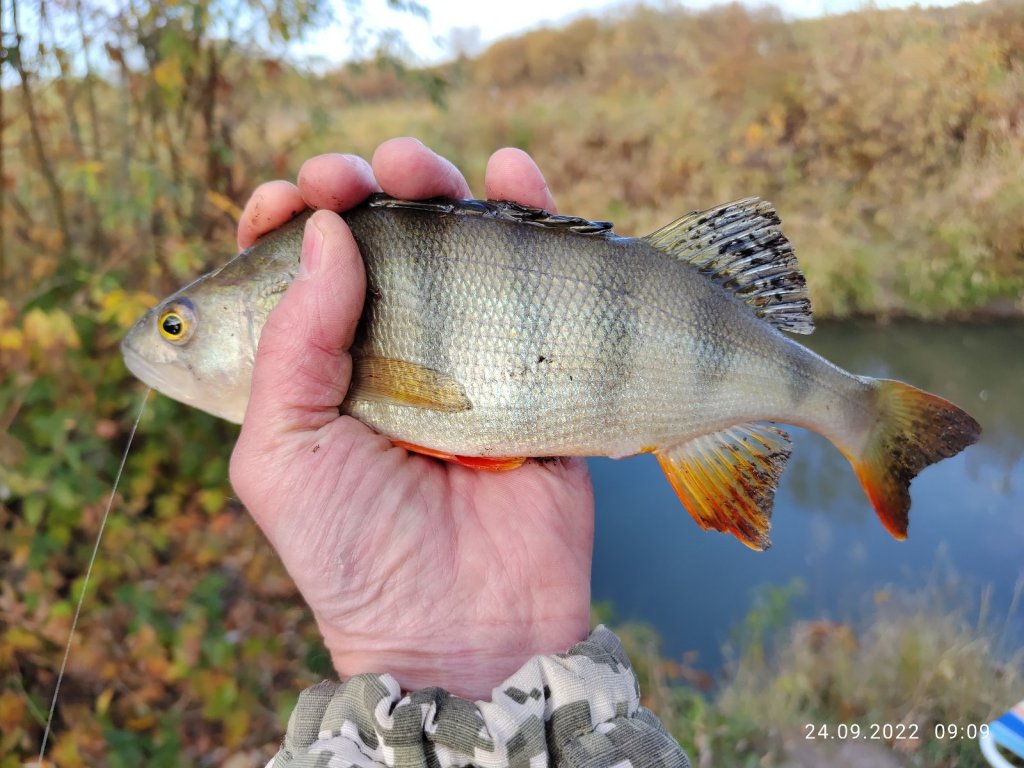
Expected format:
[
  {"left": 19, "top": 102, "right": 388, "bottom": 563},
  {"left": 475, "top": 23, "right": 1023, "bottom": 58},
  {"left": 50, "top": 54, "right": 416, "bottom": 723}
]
[
  {"left": 656, "top": 423, "right": 792, "bottom": 551},
  {"left": 392, "top": 440, "right": 526, "bottom": 472}
]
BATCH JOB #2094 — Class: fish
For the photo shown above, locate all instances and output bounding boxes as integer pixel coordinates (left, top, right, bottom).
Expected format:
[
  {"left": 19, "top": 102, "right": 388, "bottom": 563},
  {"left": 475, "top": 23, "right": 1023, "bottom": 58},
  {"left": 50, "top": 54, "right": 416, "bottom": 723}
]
[{"left": 122, "top": 194, "right": 981, "bottom": 549}]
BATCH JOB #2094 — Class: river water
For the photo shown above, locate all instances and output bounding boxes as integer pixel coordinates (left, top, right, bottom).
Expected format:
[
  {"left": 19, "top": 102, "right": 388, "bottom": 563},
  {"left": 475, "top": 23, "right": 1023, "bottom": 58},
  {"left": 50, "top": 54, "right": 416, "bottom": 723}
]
[{"left": 589, "top": 322, "right": 1024, "bottom": 671}]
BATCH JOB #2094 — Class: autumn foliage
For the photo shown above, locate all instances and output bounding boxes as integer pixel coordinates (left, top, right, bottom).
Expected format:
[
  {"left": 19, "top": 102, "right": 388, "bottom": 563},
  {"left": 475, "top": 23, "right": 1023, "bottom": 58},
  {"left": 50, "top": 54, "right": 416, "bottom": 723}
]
[{"left": 2, "top": 0, "right": 1023, "bottom": 765}]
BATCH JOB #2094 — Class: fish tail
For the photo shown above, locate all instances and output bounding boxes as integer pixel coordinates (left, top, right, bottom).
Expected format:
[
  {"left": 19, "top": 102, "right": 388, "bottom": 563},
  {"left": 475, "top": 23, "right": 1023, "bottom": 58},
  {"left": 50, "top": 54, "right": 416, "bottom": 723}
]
[{"left": 839, "top": 379, "right": 980, "bottom": 539}]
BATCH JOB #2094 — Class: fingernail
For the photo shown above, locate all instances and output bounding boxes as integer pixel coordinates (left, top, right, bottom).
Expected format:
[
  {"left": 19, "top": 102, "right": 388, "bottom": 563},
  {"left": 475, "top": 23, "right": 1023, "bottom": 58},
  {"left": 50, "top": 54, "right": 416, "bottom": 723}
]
[{"left": 298, "top": 218, "right": 324, "bottom": 280}]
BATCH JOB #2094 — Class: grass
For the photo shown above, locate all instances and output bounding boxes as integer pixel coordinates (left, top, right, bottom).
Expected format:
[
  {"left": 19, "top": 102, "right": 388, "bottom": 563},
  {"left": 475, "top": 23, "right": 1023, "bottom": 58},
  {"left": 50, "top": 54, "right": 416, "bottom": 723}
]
[{"left": 613, "top": 582, "right": 1024, "bottom": 767}]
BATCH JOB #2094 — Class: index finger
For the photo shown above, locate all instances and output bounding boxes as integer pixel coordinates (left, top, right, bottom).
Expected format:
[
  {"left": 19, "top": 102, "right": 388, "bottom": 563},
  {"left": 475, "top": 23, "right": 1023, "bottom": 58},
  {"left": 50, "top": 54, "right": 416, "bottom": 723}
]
[
  {"left": 237, "top": 180, "right": 306, "bottom": 250},
  {"left": 371, "top": 137, "right": 472, "bottom": 199},
  {"left": 484, "top": 148, "right": 557, "bottom": 212},
  {"left": 237, "top": 154, "right": 378, "bottom": 250}
]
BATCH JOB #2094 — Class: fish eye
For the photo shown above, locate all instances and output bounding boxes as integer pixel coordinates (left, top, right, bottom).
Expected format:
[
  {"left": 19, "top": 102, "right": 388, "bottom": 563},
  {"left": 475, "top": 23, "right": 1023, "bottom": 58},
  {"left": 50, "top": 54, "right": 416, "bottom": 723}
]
[{"left": 157, "top": 302, "right": 195, "bottom": 344}]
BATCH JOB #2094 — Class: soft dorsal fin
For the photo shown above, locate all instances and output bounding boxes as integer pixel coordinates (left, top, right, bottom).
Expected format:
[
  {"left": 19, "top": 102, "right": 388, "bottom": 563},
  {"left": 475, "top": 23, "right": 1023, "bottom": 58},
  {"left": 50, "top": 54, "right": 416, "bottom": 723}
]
[{"left": 644, "top": 198, "right": 814, "bottom": 334}]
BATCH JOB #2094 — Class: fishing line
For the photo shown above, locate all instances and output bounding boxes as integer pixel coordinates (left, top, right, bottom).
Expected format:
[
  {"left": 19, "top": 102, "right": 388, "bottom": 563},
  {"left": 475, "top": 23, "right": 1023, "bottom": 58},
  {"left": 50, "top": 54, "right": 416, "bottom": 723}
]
[{"left": 37, "top": 387, "right": 151, "bottom": 765}]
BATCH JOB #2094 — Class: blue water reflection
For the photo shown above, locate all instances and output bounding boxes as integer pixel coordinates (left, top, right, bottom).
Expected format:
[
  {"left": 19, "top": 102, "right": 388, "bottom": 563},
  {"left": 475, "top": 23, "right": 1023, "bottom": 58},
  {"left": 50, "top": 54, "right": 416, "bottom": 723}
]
[{"left": 590, "top": 322, "right": 1024, "bottom": 670}]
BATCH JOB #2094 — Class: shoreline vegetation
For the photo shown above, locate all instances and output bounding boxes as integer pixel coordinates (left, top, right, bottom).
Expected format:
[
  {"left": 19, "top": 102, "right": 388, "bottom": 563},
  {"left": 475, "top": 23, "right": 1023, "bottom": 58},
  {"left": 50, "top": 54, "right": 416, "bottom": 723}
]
[
  {"left": 612, "top": 580, "right": 1024, "bottom": 768},
  {"left": 2, "top": 1, "right": 1023, "bottom": 320},
  {"left": 1, "top": 1, "right": 1022, "bottom": 765}
]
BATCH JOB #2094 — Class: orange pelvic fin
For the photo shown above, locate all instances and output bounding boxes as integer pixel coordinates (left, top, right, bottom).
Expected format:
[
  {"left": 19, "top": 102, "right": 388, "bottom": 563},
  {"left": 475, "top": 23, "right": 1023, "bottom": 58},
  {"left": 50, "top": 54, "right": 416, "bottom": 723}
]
[
  {"left": 842, "top": 379, "right": 981, "bottom": 540},
  {"left": 392, "top": 439, "right": 526, "bottom": 472},
  {"left": 656, "top": 423, "right": 792, "bottom": 551}
]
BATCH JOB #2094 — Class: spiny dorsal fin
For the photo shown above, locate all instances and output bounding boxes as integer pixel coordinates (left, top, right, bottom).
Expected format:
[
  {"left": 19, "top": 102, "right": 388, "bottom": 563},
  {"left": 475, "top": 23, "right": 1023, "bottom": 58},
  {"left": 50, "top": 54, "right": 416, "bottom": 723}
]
[
  {"left": 366, "top": 193, "right": 616, "bottom": 236},
  {"left": 644, "top": 198, "right": 814, "bottom": 334},
  {"left": 655, "top": 423, "right": 792, "bottom": 551}
]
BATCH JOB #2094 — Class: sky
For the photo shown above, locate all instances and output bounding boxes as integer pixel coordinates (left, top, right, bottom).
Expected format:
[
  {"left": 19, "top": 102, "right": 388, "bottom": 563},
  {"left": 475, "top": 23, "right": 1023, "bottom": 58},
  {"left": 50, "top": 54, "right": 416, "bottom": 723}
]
[{"left": 301, "top": 0, "right": 985, "bottom": 66}]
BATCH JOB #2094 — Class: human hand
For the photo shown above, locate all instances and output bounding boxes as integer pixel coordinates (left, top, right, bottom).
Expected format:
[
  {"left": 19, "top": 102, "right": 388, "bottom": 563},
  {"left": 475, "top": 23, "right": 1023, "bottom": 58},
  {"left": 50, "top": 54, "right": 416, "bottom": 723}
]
[{"left": 229, "top": 139, "right": 595, "bottom": 700}]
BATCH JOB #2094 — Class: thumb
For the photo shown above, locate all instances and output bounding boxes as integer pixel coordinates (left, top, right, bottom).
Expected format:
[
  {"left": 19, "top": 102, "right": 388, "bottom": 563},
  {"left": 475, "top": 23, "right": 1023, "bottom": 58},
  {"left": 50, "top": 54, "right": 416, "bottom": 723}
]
[{"left": 242, "top": 209, "right": 366, "bottom": 436}]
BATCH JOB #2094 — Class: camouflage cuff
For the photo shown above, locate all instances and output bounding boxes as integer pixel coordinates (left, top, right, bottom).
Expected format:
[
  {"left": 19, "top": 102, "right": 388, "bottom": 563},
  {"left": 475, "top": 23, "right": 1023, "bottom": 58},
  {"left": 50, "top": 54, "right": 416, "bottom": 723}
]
[{"left": 266, "top": 625, "right": 691, "bottom": 768}]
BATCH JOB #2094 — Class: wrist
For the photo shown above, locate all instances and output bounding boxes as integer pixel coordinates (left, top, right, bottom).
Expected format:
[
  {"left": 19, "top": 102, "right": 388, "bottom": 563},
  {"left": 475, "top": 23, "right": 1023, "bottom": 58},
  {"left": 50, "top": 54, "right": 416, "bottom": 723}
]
[
  {"left": 324, "top": 615, "right": 591, "bottom": 700},
  {"left": 272, "top": 626, "right": 692, "bottom": 768}
]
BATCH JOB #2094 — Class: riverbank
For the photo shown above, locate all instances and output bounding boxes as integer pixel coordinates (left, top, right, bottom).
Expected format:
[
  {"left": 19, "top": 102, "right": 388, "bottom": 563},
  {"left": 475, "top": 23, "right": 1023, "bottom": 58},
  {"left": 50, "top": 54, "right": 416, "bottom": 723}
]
[
  {"left": 4, "top": 3, "right": 1024, "bottom": 320},
  {"left": 300, "top": 1, "right": 1024, "bottom": 321},
  {"left": 612, "top": 583, "right": 1023, "bottom": 768}
]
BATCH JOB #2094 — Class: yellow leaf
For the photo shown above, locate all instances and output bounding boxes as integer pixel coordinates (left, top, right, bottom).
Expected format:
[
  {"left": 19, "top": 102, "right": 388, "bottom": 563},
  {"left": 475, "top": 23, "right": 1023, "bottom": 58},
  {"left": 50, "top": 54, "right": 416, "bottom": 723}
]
[
  {"left": 125, "top": 713, "right": 158, "bottom": 731},
  {"left": 134, "top": 623, "right": 158, "bottom": 647},
  {"left": 199, "top": 488, "right": 227, "bottom": 514},
  {"left": 50, "top": 735, "right": 84, "bottom": 768},
  {"left": 224, "top": 708, "right": 251, "bottom": 748},
  {"left": 99, "top": 288, "right": 126, "bottom": 317},
  {"left": 12, "top": 544, "right": 29, "bottom": 568},
  {"left": 4, "top": 626, "right": 42, "bottom": 653},
  {"left": 153, "top": 58, "right": 185, "bottom": 92},
  {"left": 745, "top": 122, "right": 765, "bottom": 148},
  {"left": 99, "top": 288, "right": 159, "bottom": 330},
  {"left": 207, "top": 190, "right": 243, "bottom": 221},
  {"left": 22, "top": 308, "right": 55, "bottom": 350},
  {"left": 30, "top": 255, "right": 58, "bottom": 282},
  {"left": 49, "top": 309, "right": 80, "bottom": 349},
  {"left": 21, "top": 308, "right": 79, "bottom": 351},
  {"left": 96, "top": 688, "right": 114, "bottom": 716},
  {"left": 29, "top": 224, "right": 64, "bottom": 250},
  {"left": 0, "top": 327, "right": 23, "bottom": 350},
  {"left": 0, "top": 689, "right": 26, "bottom": 729}
]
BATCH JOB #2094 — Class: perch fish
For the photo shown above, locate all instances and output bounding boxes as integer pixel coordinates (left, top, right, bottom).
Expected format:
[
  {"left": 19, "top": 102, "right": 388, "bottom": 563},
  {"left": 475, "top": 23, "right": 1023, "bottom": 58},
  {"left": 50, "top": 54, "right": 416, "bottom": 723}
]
[{"left": 122, "top": 194, "right": 981, "bottom": 549}]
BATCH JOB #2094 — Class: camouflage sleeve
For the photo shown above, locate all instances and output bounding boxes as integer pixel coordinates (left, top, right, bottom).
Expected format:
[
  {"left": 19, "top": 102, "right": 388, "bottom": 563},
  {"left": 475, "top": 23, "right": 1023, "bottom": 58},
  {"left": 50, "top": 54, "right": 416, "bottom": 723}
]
[{"left": 266, "top": 625, "right": 691, "bottom": 768}]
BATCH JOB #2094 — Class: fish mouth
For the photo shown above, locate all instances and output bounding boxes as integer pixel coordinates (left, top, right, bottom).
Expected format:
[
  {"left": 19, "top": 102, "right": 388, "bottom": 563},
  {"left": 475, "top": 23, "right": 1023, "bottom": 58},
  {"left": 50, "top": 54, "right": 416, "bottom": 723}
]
[
  {"left": 121, "top": 339, "right": 201, "bottom": 407},
  {"left": 120, "top": 341, "right": 161, "bottom": 388},
  {"left": 120, "top": 334, "right": 248, "bottom": 424}
]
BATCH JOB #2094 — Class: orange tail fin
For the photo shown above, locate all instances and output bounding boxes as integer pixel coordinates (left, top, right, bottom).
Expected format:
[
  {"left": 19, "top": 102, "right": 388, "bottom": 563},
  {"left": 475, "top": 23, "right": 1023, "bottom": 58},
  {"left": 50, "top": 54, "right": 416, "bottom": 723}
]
[{"left": 845, "top": 379, "right": 980, "bottom": 539}]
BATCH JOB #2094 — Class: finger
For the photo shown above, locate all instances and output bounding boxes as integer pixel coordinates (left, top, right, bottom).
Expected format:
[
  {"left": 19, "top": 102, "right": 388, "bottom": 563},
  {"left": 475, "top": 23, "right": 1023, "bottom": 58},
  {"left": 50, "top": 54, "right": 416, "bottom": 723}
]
[
  {"left": 297, "top": 153, "right": 380, "bottom": 211},
  {"left": 484, "top": 148, "right": 557, "bottom": 212},
  {"left": 372, "top": 137, "right": 472, "bottom": 199},
  {"left": 240, "top": 210, "right": 366, "bottom": 436},
  {"left": 238, "top": 180, "right": 306, "bottom": 250}
]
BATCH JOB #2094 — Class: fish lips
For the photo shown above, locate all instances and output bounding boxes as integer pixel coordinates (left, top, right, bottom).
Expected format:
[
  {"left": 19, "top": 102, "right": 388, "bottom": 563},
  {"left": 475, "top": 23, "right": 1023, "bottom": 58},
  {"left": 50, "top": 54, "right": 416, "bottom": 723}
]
[
  {"left": 122, "top": 335, "right": 192, "bottom": 399},
  {"left": 121, "top": 318, "right": 201, "bottom": 405},
  {"left": 121, "top": 320, "right": 249, "bottom": 424}
]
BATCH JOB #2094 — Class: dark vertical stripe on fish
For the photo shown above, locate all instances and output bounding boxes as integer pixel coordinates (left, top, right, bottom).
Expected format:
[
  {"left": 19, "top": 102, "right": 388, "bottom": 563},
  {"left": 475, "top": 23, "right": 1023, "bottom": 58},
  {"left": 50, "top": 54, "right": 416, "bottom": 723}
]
[
  {"left": 693, "top": 288, "right": 738, "bottom": 391},
  {"left": 593, "top": 245, "right": 638, "bottom": 411},
  {"left": 414, "top": 212, "right": 456, "bottom": 377},
  {"left": 784, "top": 348, "right": 814, "bottom": 407},
  {"left": 507, "top": 224, "right": 553, "bottom": 432}
]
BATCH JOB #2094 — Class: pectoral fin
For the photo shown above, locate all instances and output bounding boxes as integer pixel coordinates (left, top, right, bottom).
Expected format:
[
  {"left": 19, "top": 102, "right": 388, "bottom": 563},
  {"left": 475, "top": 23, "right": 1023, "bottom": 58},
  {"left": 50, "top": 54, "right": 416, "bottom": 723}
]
[
  {"left": 656, "top": 424, "right": 792, "bottom": 550},
  {"left": 349, "top": 355, "right": 472, "bottom": 412}
]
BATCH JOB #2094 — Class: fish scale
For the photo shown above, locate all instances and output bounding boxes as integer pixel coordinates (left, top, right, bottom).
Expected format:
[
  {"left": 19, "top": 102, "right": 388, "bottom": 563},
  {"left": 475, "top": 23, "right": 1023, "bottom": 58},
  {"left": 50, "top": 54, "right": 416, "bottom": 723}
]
[
  {"left": 122, "top": 194, "right": 980, "bottom": 550},
  {"left": 350, "top": 210, "right": 642, "bottom": 454}
]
